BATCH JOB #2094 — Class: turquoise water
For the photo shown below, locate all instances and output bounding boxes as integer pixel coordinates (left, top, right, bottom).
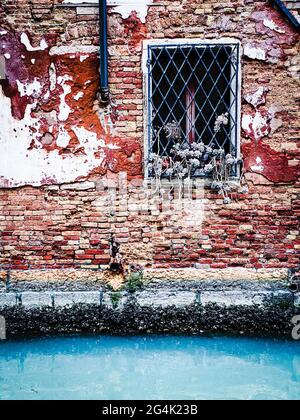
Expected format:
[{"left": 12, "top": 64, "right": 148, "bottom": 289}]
[{"left": 0, "top": 335, "right": 299, "bottom": 400}]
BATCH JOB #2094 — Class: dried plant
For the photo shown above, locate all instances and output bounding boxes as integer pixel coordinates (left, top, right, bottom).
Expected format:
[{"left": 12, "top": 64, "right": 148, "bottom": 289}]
[{"left": 148, "top": 114, "right": 247, "bottom": 204}]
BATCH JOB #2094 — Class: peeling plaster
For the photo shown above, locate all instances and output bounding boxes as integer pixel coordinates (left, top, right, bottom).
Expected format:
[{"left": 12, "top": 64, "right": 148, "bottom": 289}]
[
  {"left": 49, "top": 45, "right": 99, "bottom": 56},
  {"left": 251, "top": 157, "right": 265, "bottom": 173},
  {"left": 62, "top": 0, "right": 153, "bottom": 23},
  {"left": 111, "top": 0, "right": 152, "bottom": 23},
  {"left": 2, "top": 3, "right": 295, "bottom": 191},
  {"left": 98, "top": 105, "right": 116, "bottom": 136},
  {"left": 16, "top": 78, "right": 42, "bottom": 98},
  {"left": 56, "top": 126, "right": 71, "bottom": 148},
  {"left": 20, "top": 33, "right": 48, "bottom": 52},
  {"left": 244, "top": 44, "right": 266, "bottom": 61},
  {"left": 0, "top": 86, "right": 106, "bottom": 187},
  {"left": 270, "top": 116, "right": 283, "bottom": 134},
  {"left": 57, "top": 75, "right": 72, "bottom": 122},
  {"left": 74, "top": 92, "right": 84, "bottom": 101},
  {"left": 49, "top": 63, "right": 57, "bottom": 92},
  {"left": 242, "top": 112, "right": 271, "bottom": 142},
  {"left": 249, "top": 7, "right": 299, "bottom": 64},
  {"left": 243, "top": 141, "right": 300, "bottom": 183},
  {"left": 80, "top": 55, "right": 89, "bottom": 62},
  {"left": 0, "top": 30, "right": 120, "bottom": 188},
  {"left": 263, "top": 18, "right": 285, "bottom": 34},
  {"left": 72, "top": 126, "right": 118, "bottom": 151},
  {"left": 242, "top": 103, "right": 284, "bottom": 142},
  {"left": 244, "top": 87, "right": 269, "bottom": 109}
]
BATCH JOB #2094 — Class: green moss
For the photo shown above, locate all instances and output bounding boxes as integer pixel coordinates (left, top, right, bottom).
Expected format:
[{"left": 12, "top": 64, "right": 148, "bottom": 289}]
[
  {"left": 127, "top": 271, "right": 143, "bottom": 293},
  {"left": 110, "top": 291, "right": 122, "bottom": 308},
  {"left": 276, "top": 298, "right": 292, "bottom": 310}
]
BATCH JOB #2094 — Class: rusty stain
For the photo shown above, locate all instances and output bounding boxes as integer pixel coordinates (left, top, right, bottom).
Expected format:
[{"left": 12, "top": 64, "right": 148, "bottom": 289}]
[
  {"left": 0, "top": 29, "right": 143, "bottom": 187},
  {"left": 243, "top": 141, "right": 300, "bottom": 183}
]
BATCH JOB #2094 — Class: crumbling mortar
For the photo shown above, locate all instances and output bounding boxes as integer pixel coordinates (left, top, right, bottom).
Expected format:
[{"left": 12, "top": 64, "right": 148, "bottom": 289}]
[{"left": 0, "top": 0, "right": 299, "bottom": 271}]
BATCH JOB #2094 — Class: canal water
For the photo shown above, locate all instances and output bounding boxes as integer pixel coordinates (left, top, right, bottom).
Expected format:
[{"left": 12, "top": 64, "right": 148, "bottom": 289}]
[{"left": 0, "top": 335, "right": 299, "bottom": 400}]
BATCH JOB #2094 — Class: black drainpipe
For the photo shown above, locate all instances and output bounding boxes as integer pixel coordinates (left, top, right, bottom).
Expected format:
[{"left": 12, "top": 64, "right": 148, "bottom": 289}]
[
  {"left": 99, "top": 0, "right": 110, "bottom": 104},
  {"left": 272, "top": 0, "right": 300, "bottom": 30}
]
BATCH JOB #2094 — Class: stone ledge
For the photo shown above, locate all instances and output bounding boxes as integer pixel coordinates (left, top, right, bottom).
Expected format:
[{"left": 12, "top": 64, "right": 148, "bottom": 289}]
[
  {"left": 143, "top": 268, "right": 288, "bottom": 282},
  {"left": 0, "top": 284, "right": 298, "bottom": 337},
  {"left": 0, "top": 267, "right": 289, "bottom": 288},
  {"left": 0, "top": 289, "right": 296, "bottom": 310}
]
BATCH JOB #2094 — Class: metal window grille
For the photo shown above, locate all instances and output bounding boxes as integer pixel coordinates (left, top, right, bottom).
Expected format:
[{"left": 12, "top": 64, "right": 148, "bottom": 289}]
[{"left": 147, "top": 43, "right": 240, "bottom": 176}]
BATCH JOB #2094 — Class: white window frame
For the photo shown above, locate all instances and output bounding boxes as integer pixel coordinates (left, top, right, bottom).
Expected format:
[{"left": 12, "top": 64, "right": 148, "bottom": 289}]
[{"left": 142, "top": 38, "right": 242, "bottom": 179}]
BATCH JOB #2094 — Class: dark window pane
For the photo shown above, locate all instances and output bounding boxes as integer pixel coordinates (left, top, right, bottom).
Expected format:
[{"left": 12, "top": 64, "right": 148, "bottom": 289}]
[{"left": 148, "top": 43, "right": 239, "bottom": 169}]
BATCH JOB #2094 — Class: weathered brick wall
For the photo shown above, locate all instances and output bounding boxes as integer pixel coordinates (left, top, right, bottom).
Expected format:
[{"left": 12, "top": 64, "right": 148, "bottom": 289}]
[{"left": 0, "top": 0, "right": 299, "bottom": 272}]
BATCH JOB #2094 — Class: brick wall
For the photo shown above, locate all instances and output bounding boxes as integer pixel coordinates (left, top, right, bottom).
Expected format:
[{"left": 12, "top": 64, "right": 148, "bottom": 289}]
[{"left": 0, "top": 0, "right": 299, "bottom": 272}]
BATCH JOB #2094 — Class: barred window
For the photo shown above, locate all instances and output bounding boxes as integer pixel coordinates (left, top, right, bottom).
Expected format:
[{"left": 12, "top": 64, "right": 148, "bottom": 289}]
[{"left": 145, "top": 41, "right": 241, "bottom": 177}]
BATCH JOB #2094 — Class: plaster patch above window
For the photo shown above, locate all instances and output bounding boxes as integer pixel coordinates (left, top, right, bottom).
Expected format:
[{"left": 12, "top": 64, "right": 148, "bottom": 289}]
[{"left": 62, "top": 0, "right": 154, "bottom": 23}]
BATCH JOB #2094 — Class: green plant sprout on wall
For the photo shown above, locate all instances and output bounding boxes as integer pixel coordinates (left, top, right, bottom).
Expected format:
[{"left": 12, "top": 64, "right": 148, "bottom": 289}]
[
  {"left": 110, "top": 291, "right": 122, "bottom": 309},
  {"left": 127, "top": 270, "right": 143, "bottom": 293}
]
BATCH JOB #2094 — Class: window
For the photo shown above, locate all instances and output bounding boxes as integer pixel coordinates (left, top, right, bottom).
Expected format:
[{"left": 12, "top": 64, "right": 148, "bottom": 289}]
[{"left": 144, "top": 40, "right": 241, "bottom": 177}]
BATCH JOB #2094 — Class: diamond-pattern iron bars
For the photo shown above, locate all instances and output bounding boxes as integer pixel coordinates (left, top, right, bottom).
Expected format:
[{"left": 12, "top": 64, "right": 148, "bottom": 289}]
[{"left": 147, "top": 43, "right": 240, "bottom": 169}]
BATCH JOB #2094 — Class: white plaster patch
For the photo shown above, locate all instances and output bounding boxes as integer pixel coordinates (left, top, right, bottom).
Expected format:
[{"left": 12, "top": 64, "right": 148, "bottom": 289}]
[
  {"left": 263, "top": 18, "right": 285, "bottom": 34},
  {"left": 74, "top": 91, "right": 84, "bottom": 101},
  {"left": 57, "top": 75, "right": 72, "bottom": 121},
  {"left": 16, "top": 78, "right": 42, "bottom": 97},
  {"left": 20, "top": 33, "right": 48, "bottom": 52},
  {"left": 56, "top": 126, "right": 71, "bottom": 148},
  {"left": 251, "top": 157, "right": 265, "bottom": 173},
  {"left": 110, "top": 0, "right": 152, "bottom": 23},
  {"left": 107, "top": 142, "right": 120, "bottom": 150},
  {"left": 0, "top": 30, "right": 8, "bottom": 36},
  {"left": 242, "top": 112, "right": 270, "bottom": 141},
  {"left": 73, "top": 126, "right": 118, "bottom": 150},
  {"left": 80, "top": 55, "right": 89, "bottom": 62},
  {"left": 72, "top": 125, "right": 106, "bottom": 149},
  {"left": 98, "top": 105, "right": 116, "bottom": 135},
  {"left": 244, "top": 87, "right": 269, "bottom": 109},
  {"left": 244, "top": 44, "right": 266, "bottom": 61},
  {"left": 62, "top": 0, "right": 152, "bottom": 23},
  {"left": 270, "top": 117, "right": 283, "bottom": 134},
  {"left": 31, "top": 58, "right": 36, "bottom": 64},
  {"left": 0, "top": 86, "right": 107, "bottom": 188},
  {"left": 4, "top": 53, "right": 10, "bottom": 59},
  {"left": 49, "top": 63, "right": 57, "bottom": 92},
  {"left": 49, "top": 45, "right": 98, "bottom": 56}
]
